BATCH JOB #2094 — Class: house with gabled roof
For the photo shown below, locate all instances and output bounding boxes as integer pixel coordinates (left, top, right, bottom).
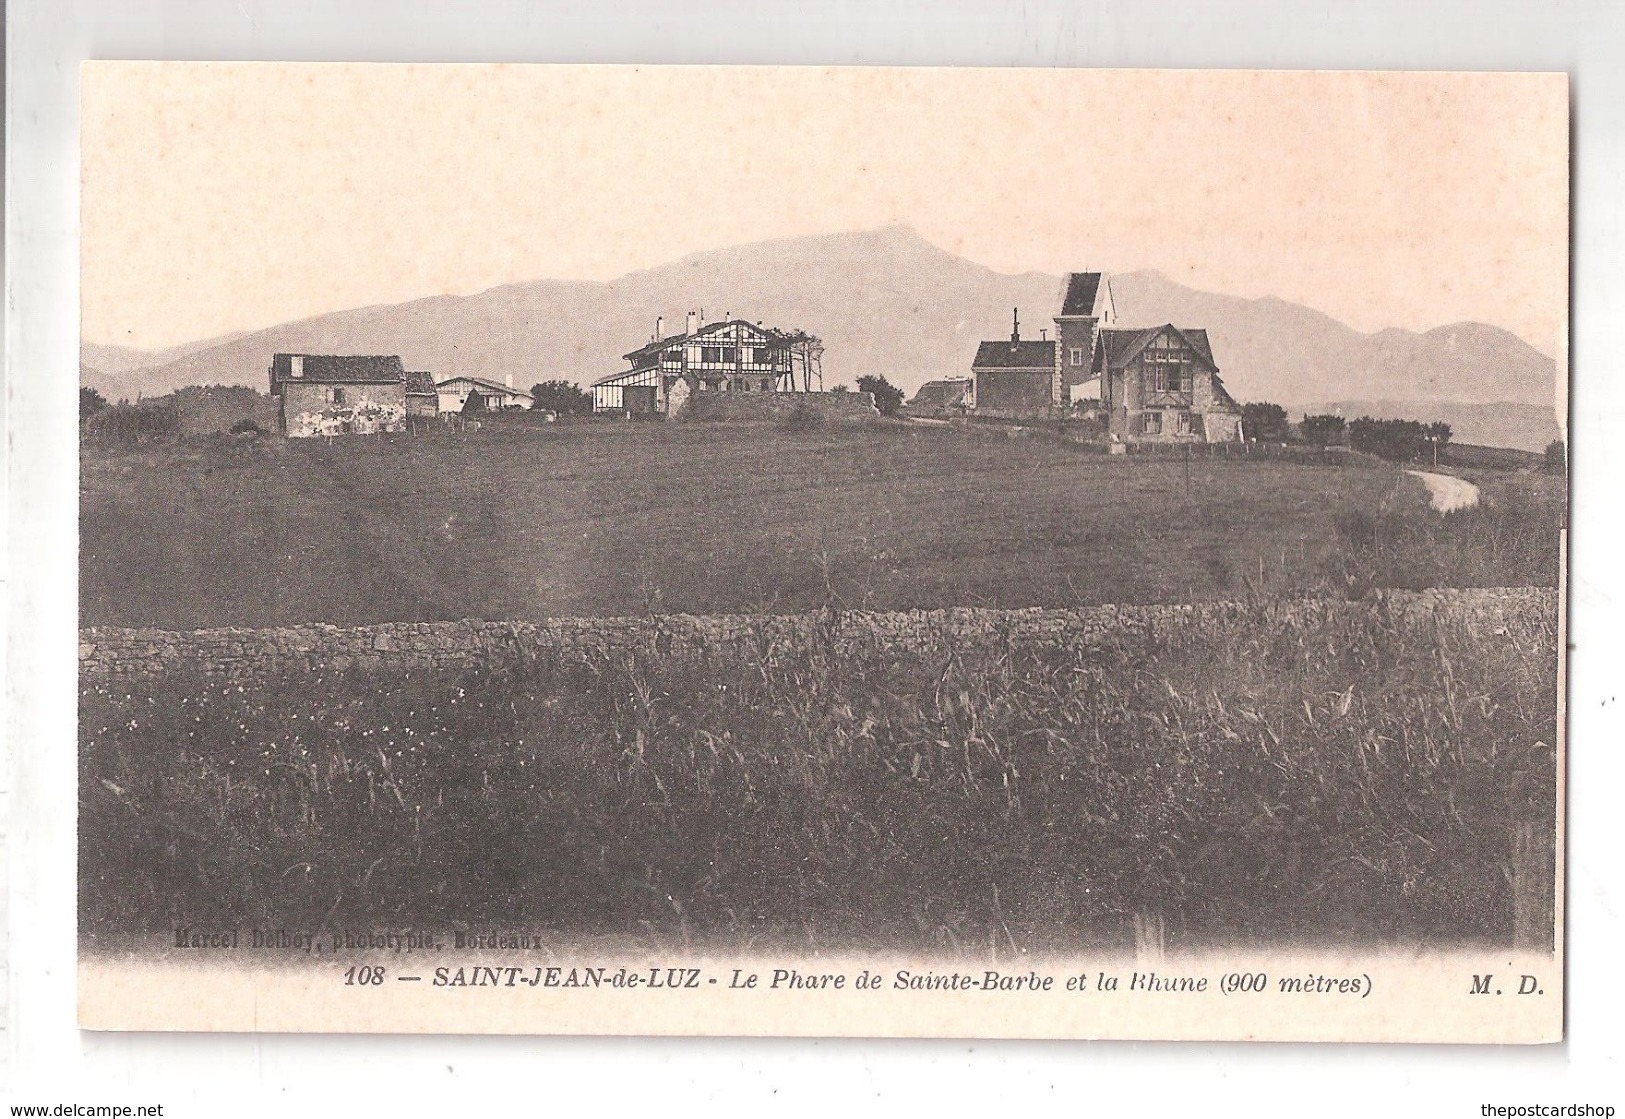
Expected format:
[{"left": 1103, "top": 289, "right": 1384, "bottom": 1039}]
[
  {"left": 971, "top": 310, "right": 1062, "bottom": 416},
  {"left": 1094, "top": 323, "right": 1242, "bottom": 443},
  {"left": 593, "top": 313, "right": 796, "bottom": 416},
  {"left": 268, "top": 353, "right": 413, "bottom": 437},
  {"left": 435, "top": 375, "right": 534, "bottom": 414},
  {"left": 905, "top": 378, "right": 974, "bottom": 418}
]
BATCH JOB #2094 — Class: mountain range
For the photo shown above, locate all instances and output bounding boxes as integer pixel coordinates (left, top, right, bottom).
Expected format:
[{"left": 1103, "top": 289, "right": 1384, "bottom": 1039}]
[{"left": 81, "top": 224, "right": 1563, "bottom": 450}]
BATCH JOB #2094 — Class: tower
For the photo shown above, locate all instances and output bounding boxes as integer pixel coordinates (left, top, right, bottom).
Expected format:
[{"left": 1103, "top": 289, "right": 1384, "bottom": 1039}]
[{"left": 1054, "top": 272, "right": 1115, "bottom": 404}]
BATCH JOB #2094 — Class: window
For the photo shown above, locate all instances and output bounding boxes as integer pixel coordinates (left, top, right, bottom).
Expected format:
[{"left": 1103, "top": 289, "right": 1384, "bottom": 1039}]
[
  {"left": 329, "top": 387, "right": 346, "bottom": 405},
  {"left": 1142, "top": 411, "right": 1162, "bottom": 435},
  {"left": 721, "top": 347, "right": 737, "bottom": 364},
  {"left": 1070, "top": 347, "right": 1084, "bottom": 367},
  {"left": 1174, "top": 410, "right": 1191, "bottom": 435},
  {"left": 702, "top": 346, "right": 722, "bottom": 364},
  {"left": 740, "top": 346, "right": 755, "bottom": 365}
]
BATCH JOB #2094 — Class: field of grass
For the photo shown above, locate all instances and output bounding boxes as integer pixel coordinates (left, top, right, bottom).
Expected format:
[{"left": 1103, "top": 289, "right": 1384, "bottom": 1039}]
[
  {"left": 80, "top": 596, "right": 1558, "bottom": 954},
  {"left": 80, "top": 421, "right": 1559, "bottom": 629}
]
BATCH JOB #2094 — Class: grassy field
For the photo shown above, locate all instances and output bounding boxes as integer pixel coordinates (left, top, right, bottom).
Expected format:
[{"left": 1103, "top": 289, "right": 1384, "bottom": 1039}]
[
  {"left": 79, "top": 420, "right": 1560, "bottom": 629},
  {"left": 80, "top": 595, "right": 1559, "bottom": 953}
]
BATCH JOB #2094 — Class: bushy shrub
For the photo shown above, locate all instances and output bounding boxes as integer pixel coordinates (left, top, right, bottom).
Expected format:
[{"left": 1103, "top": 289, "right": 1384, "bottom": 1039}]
[
  {"left": 83, "top": 402, "right": 182, "bottom": 447},
  {"left": 1243, "top": 401, "right": 1289, "bottom": 442},
  {"left": 856, "top": 374, "right": 906, "bottom": 417},
  {"left": 1299, "top": 414, "right": 1346, "bottom": 446}
]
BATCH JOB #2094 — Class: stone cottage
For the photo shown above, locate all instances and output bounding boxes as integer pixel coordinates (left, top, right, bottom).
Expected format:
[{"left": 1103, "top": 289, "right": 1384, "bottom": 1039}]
[{"left": 268, "top": 354, "right": 413, "bottom": 437}]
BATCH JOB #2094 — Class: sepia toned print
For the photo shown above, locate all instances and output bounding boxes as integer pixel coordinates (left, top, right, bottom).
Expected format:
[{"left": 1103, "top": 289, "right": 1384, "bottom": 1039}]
[{"left": 77, "top": 63, "right": 1566, "bottom": 1040}]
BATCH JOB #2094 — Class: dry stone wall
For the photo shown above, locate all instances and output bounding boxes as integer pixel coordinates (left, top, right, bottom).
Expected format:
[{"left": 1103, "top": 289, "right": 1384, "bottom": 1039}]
[{"left": 79, "top": 588, "right": 1557, "bottom": 683}]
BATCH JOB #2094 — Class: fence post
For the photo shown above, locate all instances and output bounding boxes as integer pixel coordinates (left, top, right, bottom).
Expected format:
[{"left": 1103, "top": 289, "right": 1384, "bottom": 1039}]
[
  {"left": 1132, "top": 912, "right": 1167, "bottom": 966},
  {"left": 1510, "top": 819, "right": 1555, "bottom": 953}
]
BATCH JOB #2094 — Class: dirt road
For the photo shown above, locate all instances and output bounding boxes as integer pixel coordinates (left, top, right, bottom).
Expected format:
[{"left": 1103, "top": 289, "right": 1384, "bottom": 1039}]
[{"left": 1407, "top": 470, "right": 1481, "bottom": 513}]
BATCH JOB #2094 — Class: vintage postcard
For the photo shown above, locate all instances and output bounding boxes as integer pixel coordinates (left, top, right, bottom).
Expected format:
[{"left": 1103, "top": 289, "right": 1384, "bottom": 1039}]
[{"left": 76, "top": 63, "right": 1567, "bottom": 1041}]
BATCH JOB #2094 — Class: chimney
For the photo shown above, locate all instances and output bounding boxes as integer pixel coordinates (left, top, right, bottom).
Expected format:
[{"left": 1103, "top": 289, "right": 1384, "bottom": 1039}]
[
  {"left": 686, "top": 310, "right": 698, "bottom": 335},
  {"left": 505, "top": 373, "right": 514, "bottom": 389},
  {"left": 1011, "top": 308, "right": 1021, "bottom": 349},
  {"left": 655, "top": 316, "right": 664, "bottom": 341},
  {"left": 1040, "top": 328, "right": 1048, "bottom": 342}
]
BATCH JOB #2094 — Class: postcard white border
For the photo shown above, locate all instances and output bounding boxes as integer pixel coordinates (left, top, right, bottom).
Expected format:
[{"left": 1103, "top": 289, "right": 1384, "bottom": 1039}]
[{"left": 9, "top": 0, "right": 1624, "bottom": 1114}]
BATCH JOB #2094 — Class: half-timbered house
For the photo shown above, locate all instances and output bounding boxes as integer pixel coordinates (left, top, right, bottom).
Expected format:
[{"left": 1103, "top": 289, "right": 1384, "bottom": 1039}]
[
  {"left": 593, "top": 314, "right": 796, "bottom": 416},
  {"left": 1095, "top": 324, "right": 1243, "bottom": 442}
]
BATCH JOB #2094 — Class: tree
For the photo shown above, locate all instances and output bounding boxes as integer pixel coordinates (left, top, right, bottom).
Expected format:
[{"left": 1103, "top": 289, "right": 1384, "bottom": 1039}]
[
  {"left": 1348, "top": 416, "right": 1430, "bottom": 462},
  {"left": 855, "top": 374, "right": 905, "bottom": 417},
  {"left": 829, "top": 384, "right": 850, "bottom": 394},
  {"left": 1299, "top": 413, "right": 1346, "bottom": 446},
  {"left": 460, "top": 390, "right": 488, "bottom": 416},
  {"left": 1544, "top": 439, "right": 1567, "bottom": 474},
  {"left": 1242, "top": 401, "right": 1290, "bottom": 442},
  {"left": 529, "top": 380, "right": 592, "bottom": 416},
  {"left": 80, "top": 386, "right": 109, "bottom": 420},
  {"left": 779, "top": 329, "right": 825, "bottom": 391}
]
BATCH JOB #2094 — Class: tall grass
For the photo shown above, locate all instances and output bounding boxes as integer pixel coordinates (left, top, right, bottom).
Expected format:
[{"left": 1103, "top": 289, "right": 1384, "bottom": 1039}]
[
  {"left": 1323, "top": 473, "right": 1564, "bottom": 595},
  {"left": 81, "top": 601, "right": 1557, "bottom": 955}
]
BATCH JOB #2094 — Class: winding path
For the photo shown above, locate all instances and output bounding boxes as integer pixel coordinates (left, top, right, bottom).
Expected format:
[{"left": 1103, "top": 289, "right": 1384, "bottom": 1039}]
[{"left": 1407, "top": 470, "right": 1481, "bottom": 513}]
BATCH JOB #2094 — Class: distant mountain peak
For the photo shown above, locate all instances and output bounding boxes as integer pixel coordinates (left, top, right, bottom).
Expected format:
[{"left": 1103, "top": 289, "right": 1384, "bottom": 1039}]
[{"left": 83, "top": 229, "right": 1558, "bottom": 452}]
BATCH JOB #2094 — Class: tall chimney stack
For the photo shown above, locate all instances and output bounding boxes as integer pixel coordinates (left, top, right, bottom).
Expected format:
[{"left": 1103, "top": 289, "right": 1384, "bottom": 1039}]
[
  {"left": 1011, "top": 307, "right": 1021, "bottom": 349},
  {"left": 686, "top": 310, "right": 698, "bottom": 335},
  {"left": 655, "top": 316, "right": 664, "bottom": 341}
]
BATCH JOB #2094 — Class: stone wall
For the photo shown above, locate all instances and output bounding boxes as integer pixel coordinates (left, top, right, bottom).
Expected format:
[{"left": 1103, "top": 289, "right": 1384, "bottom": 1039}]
[
  {"left": 79, "top": 588, "right": 1557, "bottom": 683},
  {"left": 279, "top": 381, "right": 408, "bottom": 438},
  {"left": 677, "top": 390, "right": 880, "bottom": 423}
]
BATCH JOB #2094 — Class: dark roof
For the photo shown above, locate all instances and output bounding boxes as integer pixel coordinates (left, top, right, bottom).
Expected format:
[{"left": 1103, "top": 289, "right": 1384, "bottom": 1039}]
[
  {"left": 622, "top": 319, "right": 791, "bottom": 362},
  {"left": 404, "top": 370, "right": 436, "bottom": 396},
  {"left": 1059, "top": 272, "right": 1104, "bottom": 316},
  {"left": 907, "top": 379, "right": 972, "bottom": 410},
  {"left": 1096, "top": 326, "right": 1218, "bottom": 372},
  {"left": 269, "top": 353, "right": 405, "bottom": 385},
  {"left": 973, "top": 340, "right": 1056, "bottom": 370}
]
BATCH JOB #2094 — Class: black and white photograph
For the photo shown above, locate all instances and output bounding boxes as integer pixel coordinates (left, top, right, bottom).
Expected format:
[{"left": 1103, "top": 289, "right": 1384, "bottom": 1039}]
[{"left": 68, "top": 62, "right": 1567, "bottom": 1041}]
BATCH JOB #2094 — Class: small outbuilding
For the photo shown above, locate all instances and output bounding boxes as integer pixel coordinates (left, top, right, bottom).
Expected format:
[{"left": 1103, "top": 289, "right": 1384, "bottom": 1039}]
[{"left": 435, "top": 376, "right": 535, "bottom": 413}]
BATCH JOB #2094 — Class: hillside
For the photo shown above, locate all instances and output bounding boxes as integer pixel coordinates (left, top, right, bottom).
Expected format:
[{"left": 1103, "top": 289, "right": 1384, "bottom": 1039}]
[
  {"left": 83, "top": 225, "right": 1560, "bottom": 431},
  {"left": 81, "top": 423, "right": 1404, "bottom": 630}
]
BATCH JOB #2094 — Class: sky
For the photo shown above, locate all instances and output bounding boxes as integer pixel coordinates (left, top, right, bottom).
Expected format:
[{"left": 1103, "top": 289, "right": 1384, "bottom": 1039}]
[{"left": 81, "top": 64, "right": 1569, "bottom": 357}]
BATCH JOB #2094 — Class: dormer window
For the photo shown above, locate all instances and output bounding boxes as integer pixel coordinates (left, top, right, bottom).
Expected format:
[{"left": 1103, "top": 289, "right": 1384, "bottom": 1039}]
[{"left": 289, "top": 355, "right": 304, "bottom": 378}]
